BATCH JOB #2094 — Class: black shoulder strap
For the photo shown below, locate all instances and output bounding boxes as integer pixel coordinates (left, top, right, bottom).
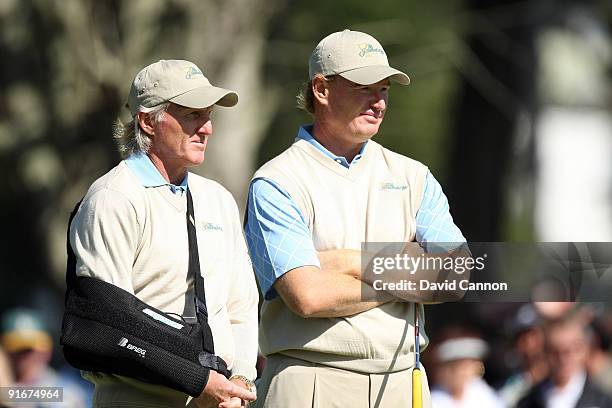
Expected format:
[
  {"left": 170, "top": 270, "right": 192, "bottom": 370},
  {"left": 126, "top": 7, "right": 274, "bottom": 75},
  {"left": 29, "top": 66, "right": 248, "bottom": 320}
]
[
  {"left": 186, "top": 189, "right": 208, "bottom": 320},
  {"left": 186, "top": 189, "right": 216, "bottom": 355}
]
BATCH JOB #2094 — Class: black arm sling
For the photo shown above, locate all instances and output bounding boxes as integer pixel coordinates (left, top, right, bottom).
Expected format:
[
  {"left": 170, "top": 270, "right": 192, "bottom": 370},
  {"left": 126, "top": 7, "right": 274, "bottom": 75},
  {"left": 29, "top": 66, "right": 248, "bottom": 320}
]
[{"left": 60, "top": 189, "right": 229, "bottom": 397}]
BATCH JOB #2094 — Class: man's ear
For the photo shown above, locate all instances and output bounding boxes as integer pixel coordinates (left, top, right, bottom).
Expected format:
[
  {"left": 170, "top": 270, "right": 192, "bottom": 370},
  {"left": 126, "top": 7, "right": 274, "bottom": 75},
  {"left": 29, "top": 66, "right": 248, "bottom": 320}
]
[
  {"left": 312, "top": 74, "right": 330, "bottom": 106},
  {"left": 137, "top": 111, "right": 155, "bottom": 136}
]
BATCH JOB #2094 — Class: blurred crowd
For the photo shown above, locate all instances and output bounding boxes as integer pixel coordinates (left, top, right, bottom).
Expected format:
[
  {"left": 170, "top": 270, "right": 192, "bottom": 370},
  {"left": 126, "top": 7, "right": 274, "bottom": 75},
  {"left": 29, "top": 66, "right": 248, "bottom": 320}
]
[
  {"left": 1, "top": 303, "right": 611, "bottom": 407},
  {"left": 0, "top": 308, "right": 91, "bottom": 407},
  {"left": 426, "top": 302, "right": 612, "bottom": 407}
]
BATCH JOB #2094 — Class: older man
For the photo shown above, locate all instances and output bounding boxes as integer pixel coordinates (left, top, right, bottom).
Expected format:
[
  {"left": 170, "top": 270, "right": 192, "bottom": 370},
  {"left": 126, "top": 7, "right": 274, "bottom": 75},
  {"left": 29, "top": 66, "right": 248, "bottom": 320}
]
[
  {"left": 245, "top": 30, "right": 466, "bottom": 407},
  {"left": 70, "top": 60, "right": 258, "bottom": 408}
]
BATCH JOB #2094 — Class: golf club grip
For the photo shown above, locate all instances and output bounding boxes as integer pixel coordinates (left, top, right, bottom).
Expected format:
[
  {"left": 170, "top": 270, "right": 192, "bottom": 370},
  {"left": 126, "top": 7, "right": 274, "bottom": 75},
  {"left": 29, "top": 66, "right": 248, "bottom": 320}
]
[{"left": 412, "top": 368, "right": 422, "bottom": 408}]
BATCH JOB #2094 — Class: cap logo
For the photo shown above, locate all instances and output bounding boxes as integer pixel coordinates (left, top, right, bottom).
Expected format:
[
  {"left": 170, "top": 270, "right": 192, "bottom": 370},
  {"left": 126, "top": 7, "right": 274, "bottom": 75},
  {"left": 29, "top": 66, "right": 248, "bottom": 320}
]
[
  {"left": 185, "top": 66, "right": 204, "bottom": 79},
  {"left": 358, "top": 43, "right": 385, "bottom": 57}
]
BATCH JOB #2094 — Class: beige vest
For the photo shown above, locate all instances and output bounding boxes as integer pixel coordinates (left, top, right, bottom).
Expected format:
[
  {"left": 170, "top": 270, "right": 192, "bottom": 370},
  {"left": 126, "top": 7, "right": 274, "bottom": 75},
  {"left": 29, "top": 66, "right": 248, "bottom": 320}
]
[{"left": 254, "top": 138, "right": 429, "bottom": 373}]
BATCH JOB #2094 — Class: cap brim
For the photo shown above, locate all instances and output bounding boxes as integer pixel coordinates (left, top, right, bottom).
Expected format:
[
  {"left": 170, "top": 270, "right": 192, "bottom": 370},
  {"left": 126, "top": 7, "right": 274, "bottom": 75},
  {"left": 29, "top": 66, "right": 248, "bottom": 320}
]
[
  {"left": 339, "top": 65, "right": 410, "bottom": 86},
  {"left": 170, "top": 85, "right": 238, "bottom": 108},
  {"left": 436, "top": 338, "right": 488, "bottom": 363},
  {"left": 2, "top": 331, "right": 53, "bottom": 353}
]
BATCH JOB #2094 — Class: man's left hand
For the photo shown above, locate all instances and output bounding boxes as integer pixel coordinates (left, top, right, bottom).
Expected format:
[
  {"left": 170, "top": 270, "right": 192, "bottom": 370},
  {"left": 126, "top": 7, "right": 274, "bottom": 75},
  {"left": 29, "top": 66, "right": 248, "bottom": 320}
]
[{"left": 217, "top": 377, "right": 253, "bottom": 407}]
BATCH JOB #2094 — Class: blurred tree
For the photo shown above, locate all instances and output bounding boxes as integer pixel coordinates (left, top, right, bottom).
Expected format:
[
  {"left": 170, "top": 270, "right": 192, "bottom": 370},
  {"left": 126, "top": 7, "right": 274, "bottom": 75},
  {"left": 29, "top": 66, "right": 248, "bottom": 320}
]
[
  {"left": 446, "top": 0, "right": 543, "bottom": 242},
  {"left": 0, "top": 0, "right": 281, "bottom": 309}
]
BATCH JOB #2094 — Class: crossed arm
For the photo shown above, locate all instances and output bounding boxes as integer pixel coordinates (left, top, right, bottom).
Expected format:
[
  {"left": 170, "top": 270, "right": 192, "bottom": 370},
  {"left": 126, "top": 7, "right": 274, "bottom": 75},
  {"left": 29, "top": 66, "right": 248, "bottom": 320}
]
[
  {"left": 272, "top": 248, "right": 407, "bottom": 319},
  {"left": 275, "top": 246, "right": 470, "bottom": 318},
  {"left": 273, "top": 258, "right": 394, "bottom": 318}
]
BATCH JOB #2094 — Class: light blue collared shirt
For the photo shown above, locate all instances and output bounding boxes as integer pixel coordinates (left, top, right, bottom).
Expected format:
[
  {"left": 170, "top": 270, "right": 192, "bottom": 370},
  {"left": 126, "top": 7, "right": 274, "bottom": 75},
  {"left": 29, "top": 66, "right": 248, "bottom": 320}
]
[
  {"left": 125, "top": 153, "right": 188, "bottom": 194},
  {"left": 297, "top": 125, "right": 366, "bottom": 167},
  {"left": 245, "top": 126, "right": 465, "bottom": 299}
]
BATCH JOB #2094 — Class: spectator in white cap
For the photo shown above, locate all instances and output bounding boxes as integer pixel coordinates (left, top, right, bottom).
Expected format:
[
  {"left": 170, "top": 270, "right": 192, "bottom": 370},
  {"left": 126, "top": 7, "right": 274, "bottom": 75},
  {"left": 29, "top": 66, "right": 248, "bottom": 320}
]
[
  {"left": 245, "top": 29, "right": 466, "bottom": 407},
  {"left": 69, "top": 60, "right": 258, "bottom": 408},
  {"left": 429, "top": 330, "right": 505, "bottom": 408}
]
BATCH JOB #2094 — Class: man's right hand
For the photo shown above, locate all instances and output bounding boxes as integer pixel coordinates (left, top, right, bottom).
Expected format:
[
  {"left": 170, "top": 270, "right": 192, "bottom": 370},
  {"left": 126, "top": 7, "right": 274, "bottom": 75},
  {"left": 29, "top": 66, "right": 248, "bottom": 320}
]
[{"left": 194, "top": 371, "right": 256, "bottom": 408}]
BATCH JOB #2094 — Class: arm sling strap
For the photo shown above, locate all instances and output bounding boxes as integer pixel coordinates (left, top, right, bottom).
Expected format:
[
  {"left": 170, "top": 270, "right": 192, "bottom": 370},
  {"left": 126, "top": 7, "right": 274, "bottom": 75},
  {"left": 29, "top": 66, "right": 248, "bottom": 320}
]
[{"left": 60, "top": 189, "right": 230, "bottom": 397}]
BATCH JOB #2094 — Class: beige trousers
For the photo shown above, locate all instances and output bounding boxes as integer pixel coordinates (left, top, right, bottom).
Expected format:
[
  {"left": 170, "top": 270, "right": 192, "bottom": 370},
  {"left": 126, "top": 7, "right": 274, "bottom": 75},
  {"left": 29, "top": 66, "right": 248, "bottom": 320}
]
[
  {"left": 255, "top": 355, "right": 432, "bottom": 408},
  {"left": 87, "top": 373, "right": 195, "bottom": 408}
]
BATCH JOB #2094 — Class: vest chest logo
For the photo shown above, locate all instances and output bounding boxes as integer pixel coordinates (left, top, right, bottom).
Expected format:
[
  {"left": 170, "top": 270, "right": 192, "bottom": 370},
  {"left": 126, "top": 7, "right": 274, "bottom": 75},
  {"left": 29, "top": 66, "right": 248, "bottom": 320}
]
[
  {"left": 380, "top": 182, "right": 408, "bottom": 191},
  {"left": 201, "top": 221, "right": 223, "bottom": 232}
]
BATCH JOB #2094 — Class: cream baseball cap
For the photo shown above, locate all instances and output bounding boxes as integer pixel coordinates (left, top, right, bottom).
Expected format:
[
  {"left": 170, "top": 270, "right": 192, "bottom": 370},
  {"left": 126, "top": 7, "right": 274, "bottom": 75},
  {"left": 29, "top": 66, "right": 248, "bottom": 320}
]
[
  {"left": 127, "top": 59, "right": 238, "bottom": 116},
  {"left": 309, "top": 29, "right": 410, "bottom": 86}
]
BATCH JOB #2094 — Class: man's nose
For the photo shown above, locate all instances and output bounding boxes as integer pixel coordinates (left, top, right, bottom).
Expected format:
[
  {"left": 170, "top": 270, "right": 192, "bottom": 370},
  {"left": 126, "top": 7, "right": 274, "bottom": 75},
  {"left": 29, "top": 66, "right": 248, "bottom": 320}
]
[
  {"left": 372, "top": 94, "right": 386, "bottom": 111},
  {"left": 197, "top": 119, "right": 213, "bottom": 135}
]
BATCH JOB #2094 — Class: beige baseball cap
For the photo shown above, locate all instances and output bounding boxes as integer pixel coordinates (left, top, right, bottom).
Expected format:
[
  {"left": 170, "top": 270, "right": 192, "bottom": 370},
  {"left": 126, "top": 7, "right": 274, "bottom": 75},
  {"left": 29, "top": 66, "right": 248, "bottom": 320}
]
[
  {"left": 1, "top": 308, "right": 52, "bottom": 353},
  {"left": 309, "top": 29, "right": 410, "bottom": 86},
  {"left": 127, "top": 59, "right": 238, "bottom": 116}
]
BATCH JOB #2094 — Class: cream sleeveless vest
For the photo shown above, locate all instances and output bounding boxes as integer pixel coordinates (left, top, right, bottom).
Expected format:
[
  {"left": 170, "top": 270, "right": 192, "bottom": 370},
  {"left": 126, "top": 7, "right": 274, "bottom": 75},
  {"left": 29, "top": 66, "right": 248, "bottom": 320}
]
[{"left": 254, "top": 137, "right": 429, "bottom": 373}]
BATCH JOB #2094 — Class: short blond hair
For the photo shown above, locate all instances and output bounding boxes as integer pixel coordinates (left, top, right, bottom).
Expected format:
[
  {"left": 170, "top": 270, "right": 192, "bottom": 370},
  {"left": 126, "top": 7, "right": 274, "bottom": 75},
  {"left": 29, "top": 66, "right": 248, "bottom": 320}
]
[{"left": 296, "top": 75, "right": 336, "bottom": 115}]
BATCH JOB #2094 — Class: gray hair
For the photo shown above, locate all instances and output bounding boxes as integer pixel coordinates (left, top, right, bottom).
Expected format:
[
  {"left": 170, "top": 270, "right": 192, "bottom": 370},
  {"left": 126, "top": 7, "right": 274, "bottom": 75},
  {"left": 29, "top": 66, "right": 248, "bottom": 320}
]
[
  {"left": 113, "top": 102, "right": 170, "bottom": 157},
  {"left": 296, "top": 75, "right": 335, "bottom": 116}
]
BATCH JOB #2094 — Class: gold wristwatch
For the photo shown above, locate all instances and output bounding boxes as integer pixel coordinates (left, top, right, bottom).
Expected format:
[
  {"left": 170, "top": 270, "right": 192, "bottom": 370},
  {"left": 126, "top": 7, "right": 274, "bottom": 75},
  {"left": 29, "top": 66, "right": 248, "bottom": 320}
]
[{"left": 229, "top": 374, "right": 257, "bottom": 396}]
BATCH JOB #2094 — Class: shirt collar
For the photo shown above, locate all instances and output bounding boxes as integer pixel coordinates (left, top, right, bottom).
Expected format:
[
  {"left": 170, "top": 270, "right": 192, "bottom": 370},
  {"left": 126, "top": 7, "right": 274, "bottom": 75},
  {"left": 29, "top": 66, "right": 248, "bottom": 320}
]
[
  {"left": 544, "top": 370, "right": 587, "bottom": 405},
  {"left": 126, "top": 153, "right": 188, "bottom": 194},
  {"left": 296, "top": 125, "right": 367, "bottom": 169}
]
